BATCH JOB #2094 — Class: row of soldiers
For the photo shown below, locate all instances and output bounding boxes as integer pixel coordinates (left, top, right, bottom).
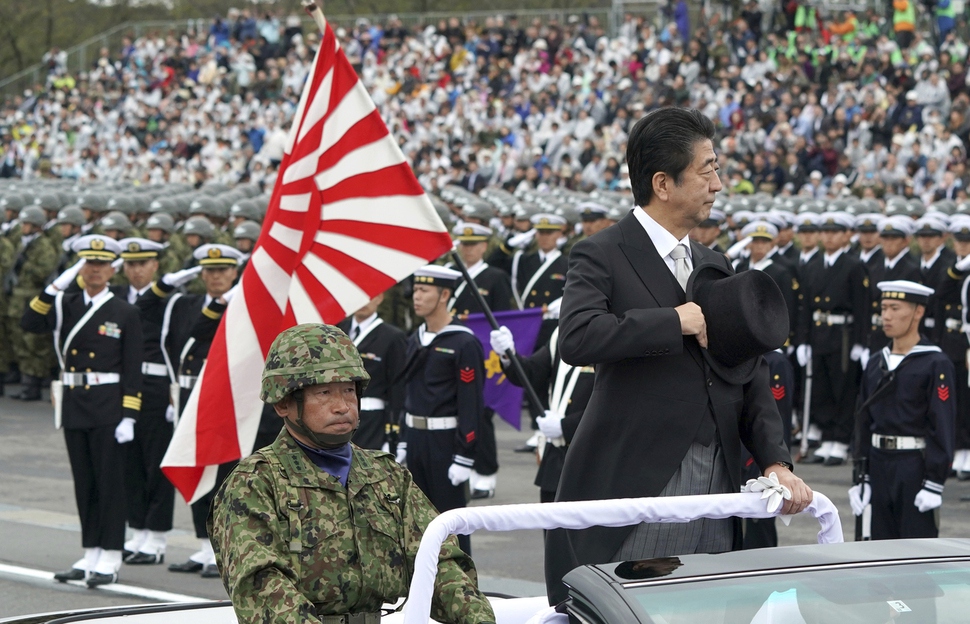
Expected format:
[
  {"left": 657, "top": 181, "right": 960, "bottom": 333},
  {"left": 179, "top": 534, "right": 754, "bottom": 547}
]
[{"left": 0, "top": 180, "right": 269, "bottom": 400}]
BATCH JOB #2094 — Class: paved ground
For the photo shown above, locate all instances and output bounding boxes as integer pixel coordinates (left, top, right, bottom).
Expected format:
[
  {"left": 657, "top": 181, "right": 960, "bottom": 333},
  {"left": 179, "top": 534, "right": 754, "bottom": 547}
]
[{"left": 2, "top": 387, "right": 970, "bottom": 618}]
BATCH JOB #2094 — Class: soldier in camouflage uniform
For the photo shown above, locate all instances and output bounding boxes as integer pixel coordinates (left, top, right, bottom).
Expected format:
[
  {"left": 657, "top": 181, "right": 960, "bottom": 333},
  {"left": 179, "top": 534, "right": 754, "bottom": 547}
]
[
  {"left": 0, "top": 231, "right": 14, "bottom": 394},
  {"left": 7, "top": 206, "right": 58, "bottom": 400},
  {"left": 207, "top": 324, "right": 496, "bottom": 624}
]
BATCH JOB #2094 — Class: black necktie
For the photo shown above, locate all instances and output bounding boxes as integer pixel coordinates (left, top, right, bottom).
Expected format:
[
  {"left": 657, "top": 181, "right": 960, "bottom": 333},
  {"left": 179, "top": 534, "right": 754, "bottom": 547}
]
[{"left": 352, "top": 325, "right": 360, "bottom": 340}]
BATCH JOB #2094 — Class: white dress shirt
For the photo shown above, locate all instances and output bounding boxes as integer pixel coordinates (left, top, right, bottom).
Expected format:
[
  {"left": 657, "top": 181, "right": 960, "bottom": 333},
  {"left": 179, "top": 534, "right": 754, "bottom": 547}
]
[
  {"left": 632, "top": 206, "right": 693, "bottom": 277},
  {"left": 83, "top": 286, "right": 113, "bottom": 307},
  {"left": 350, "top": 311, "right": 379, "bottom": 340}
]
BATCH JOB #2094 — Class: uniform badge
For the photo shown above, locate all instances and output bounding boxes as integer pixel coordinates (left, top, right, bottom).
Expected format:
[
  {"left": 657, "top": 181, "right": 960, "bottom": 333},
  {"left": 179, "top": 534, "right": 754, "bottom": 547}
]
[
  {"left": 550, "top": 273, "right": 566, "bottom": 281},
  {"left": 771, "top": 384, "right": 786, "bottom": 400},
  {"left": 360, "top": 353, "right": 382, "bottom": 362},
  {"left": 939, "top": 384, "right": 950, "bottom": 401},
  {"left": 434, "top": 347, "right": 455, "bottom": 354},
  {"left": 459, "top": 367, "right": 475, "bottom": 383},
  {"left": 98, "top": 322, "right": 122, "bottom": 339}
]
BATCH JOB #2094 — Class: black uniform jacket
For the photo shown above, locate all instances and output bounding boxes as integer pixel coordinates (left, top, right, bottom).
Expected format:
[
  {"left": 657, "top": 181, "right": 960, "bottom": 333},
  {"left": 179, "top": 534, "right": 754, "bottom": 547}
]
[
  {"left": 402, "top": 323, "right": 485, "bottom": 462},
  {"left": 865, "top": 253, "right": 922, "bottom": 351},
  {"left": 548, "top": 213, "right": 791, "bottom": 591},
  {"left": 796, "top": 248, "right": 869, "bottom": 354},
  {"left": 513, "top": 249, "right": 569, "bottom": 311},
  {"left": 920, "top": 246, "right": 957, "bottom": 335},
  {"left": 933, "top": 263, "right": 970, "bottom": 362},
  {"left": 502, "top": 326, "right": 594, "bottom": 492},
  {"left": 856, "top": 340, "right": 956, "bottom": 488},
  {"left": 447, "top": 261, "right": 515, "bottom": 318},
  {"left": 336, "top": 317, "right": 406, "bottom": 419},
  {"left": 22, "top": 288, "right": 144, "bottom": 428}
]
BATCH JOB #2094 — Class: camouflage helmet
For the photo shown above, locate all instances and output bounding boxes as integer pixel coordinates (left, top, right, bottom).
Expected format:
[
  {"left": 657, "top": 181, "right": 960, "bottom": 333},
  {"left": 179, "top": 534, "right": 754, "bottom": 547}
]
[
  {"left": 230, "top": 199, "right": 262, "bottom": 222},
  {"left": 260, "top": 324, "right": 370, "bottom": 404},
  {"left": 233, "top": 220, "right": 261, "bottom": 242},
  {"left": 189, "top": 196, "right": 228, "bottom": 219},
  {"left": 100, "top": 211, "right": 132, "bottom": 233},
  {"left": 79, "top": 193, "right": 108, "bottom": 213},
  {"left": 0, "top": 194, "right": 25, "bottom": 213},
  {"left": 57, "top": 206, "right": 86, "bottom": 227},
  {"left": 145, "top": 212, "right": 175, "bottom": 233},
  {"left": 183, "top": 215, "right": 216, "bottom": 240},
  {"left": 105, "top": 195, "right": 135, "bottom": 216},
  {"left": 34, "top": 193, "right": 62, "bottom": 212},
  {"left": 18, "top": 206, "right": 47, "bottom": 227}
]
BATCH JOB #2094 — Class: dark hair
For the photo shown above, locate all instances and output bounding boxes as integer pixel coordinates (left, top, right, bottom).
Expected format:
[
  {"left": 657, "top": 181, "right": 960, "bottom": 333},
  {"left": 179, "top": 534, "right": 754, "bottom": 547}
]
[{"left": 626, "top": 108, "right": 716, "bottom": 207}]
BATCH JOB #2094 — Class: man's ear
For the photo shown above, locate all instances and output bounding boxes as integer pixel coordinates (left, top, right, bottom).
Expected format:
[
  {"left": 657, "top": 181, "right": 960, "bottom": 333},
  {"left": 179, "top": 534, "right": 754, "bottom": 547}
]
[
  {"left": 652, "top": 171, "right": 669, "bottom": 202},
  {"left": 273, "top": 396, "right": 289, "bottom": 418}
]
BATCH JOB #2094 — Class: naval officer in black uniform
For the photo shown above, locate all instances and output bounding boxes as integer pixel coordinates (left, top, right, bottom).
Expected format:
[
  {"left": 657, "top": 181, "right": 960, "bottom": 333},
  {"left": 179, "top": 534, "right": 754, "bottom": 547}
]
[
  {"left": 851, "top": 280, "right": 955, "bottom": 539},
  {"left": 736, "top": 221, "right": 798, "bottom": 341},
  {"left": 113, "top": 238, "right": 177, "bottom": 565},
  {"left": 446, "top": 222, "right": 514, "bottom": 497},
  {"left": 863, "top": 216, "right": 921, "bottom": 360},
  {"left": 915, "top": 216, "right": 956, "bottom": 337},
  {"left": 22, "top": 234, "right": 144, "bottom": 587},
  {"left": 513, "top": 213, "right": 569, "bottom": 348},
  {"left": 337, "top": 293, "right": 407, "bottom": 450},
  {"left": 489, "top": 299, "right": 595, "bottom": 502},
  {"left": 854, "top": 213, "right": 884, "bottom": 272},
  {"left": 795, "top": 212, "right": 869, "bottom": 466},
  {"left": 400, "top": 265, "right": 485, "bottom": 554}
]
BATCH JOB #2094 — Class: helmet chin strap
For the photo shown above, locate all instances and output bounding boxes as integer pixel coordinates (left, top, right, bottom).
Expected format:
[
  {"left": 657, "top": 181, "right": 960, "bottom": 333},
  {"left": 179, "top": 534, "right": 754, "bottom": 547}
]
[{"left": 286, "top": 390, "right": 357, "bottom": 449}]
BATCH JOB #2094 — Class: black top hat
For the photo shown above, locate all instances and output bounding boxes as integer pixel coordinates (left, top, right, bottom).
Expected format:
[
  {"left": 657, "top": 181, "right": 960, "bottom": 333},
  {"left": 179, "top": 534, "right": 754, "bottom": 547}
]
[{"left": 686, "top": 263, "right": 790, "bottom": 384}]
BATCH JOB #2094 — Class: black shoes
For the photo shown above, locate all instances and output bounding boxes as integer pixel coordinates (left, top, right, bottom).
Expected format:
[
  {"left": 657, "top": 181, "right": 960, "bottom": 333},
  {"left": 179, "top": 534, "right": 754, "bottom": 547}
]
[
  {"left": 201, "top": 564, "right": 220, "bottom": 578},
  {"left": 513, "top": 444, "right": 537, "bottom": 453},
  {"left": 53, "top": 568, "right": 86, "bottom": 582},
  {"left": 125, "top": 552, "right": 164, "bottom": 565},
  {"left": 470, "top": 488, "right": 495, "bottom": 500},
  {"left": 11, "top": 375, "right": 41, "bottom": 401},
  {"left": 86, "top": 572, "right": 117, "bottom": 587},
  {"left": 168, "top": 560, "right": 203, "bottom": 573},
  {"left": 824, "top": 456, "right": 845, "bottom": 467}
]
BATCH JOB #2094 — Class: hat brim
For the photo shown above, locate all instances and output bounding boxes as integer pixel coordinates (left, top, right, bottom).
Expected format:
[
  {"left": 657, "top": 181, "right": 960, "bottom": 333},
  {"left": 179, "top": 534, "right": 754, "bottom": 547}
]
[
  {"left": 199, "top": 258, "right": 238, "bottom": 267},
  {"left": 77, "top": 250, "right": 118, "bottom": 261},
  {"left": 121, "top": 251, "right": 159, "bottom": 260}
]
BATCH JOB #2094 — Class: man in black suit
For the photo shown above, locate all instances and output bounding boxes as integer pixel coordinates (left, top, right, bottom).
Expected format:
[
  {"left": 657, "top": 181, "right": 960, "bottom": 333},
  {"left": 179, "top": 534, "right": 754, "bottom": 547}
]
[
  {"left": 915, "top": 216, "right": 957, "bottom": 336},
  {"left": 546, "top": 108, "right": 810, "bottom": 604},
  {"left": 854, "top": 213, "right": 884, "bottom": 271},
  {"left": 863, "top": 216, "right": 921, "bottom": 359},
  {"left": 22, "top": 235, "right": 144, "bottom": 587},
  {"left": 737, "top": 221, "right": 797, "bottom": 342},
  {"left": 461, "top": 160, "right": 488, "bottom": 193},
  {"left": 336, "top": 293, "right": 406, "bottom": 450}
]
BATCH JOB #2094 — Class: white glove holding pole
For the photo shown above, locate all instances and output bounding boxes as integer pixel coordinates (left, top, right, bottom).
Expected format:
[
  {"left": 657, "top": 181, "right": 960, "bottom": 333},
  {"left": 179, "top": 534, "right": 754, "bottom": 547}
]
[
  {"left": 165, "top": 405, "right": 176, "bottom": 423},
  {"left": 848, "top": 483, "right": 871, "bottom": 516},
  {"left": 537, "top": 410, "right": 564, "bottom": 439},
  {"left": 915, "top": 489, "right": 943, "bottom": 512},
  {"left": 222, "top": 284, "right": 240, "bottom": 304},
  {"left": 955, "top": 255, "right": 970, "bottom": 273},
  {"left": 161, "top": 265, "right": 203, "bottom": 287},
  {"left": 726, "top": 236, "right": 752, "bottom": 260},
  {"left": 796, "top": 344, "right": 812, "bottom": 367},
  {"left": 448, "top": 463, "right": 473, "bottom": 486},
  {"left": 114, "top": 417, "right": 136, "bottom": 444},
  {"left": 859, "top": 348, "right": 871, "bottom": 369},
  {"left": 489, "top": 326, "right": 515, "bottom": 355},
  {"left": 395, "top": 442, "right": 407, "bottom": 465},
  {"left": 850, "top": 344, "right": 865, "bottom": 362},
  {"left": 111, "top": 258, "right": 124, "bottom": 270},
  {"left": 46, "top": 259, "right": 86, "bottom": 294}
]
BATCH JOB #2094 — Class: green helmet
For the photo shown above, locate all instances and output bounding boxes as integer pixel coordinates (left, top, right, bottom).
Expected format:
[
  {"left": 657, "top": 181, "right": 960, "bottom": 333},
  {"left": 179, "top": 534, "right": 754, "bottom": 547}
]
[
  {"left": 261, "top": 324, "right": 371, "bottom": 405},
  {"left": 34, "top": 193, "right": 62, "bottom": 212},
  {"left": 100, "top": 211, "right": 132, "bottom": 234},
  {"left": 233, "top": 220, "right": 261, "bottom": 242},
  {"left": 145, "top": 212, "right": 175, "bottom": 233},
  {"left": 230, "top": 199, "right": 262, "bottom": 222},
  {"left": 183, "top": 216, "right": 216, "bottom": 240},
  {"left": 79, "top": 193, "right": 108, "bottom": 213},
  {"left": 18, "top": 206, "right": 47, "bottom": 227},
  {"left": 57, "top": 206, "right": 86, "bottom": 226},
  {"left": 0, "top": 194, "right": 25, "bottom": 213},
  {"left": 189, "top": 196, "right": 228, "bottom": 219},
  {"left": 105, "top": 195, "right": 135, "bottom": 215}
]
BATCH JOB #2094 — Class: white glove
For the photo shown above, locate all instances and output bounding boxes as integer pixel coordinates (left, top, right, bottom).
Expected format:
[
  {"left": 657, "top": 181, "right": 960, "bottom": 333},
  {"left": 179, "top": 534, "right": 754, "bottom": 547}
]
[
  {"left": 956, "top": 255, "right": 970, "bottom": 272},
  {"left": 111, "top": 258, "right": 124, "bottom": 270},
  {"left": 222, "top": 284, "right": 240, "bottom": 303},
  {"left": 381, "top": 442, "right": 390, "bottom": 453},
  {"left": 537, "top": 410, "right": 564, "bottom": 439},
  {"left": 726, "top": 236, "right": 753, "bottom": 260},
  {"left": 915, "top": 488, "right": 943, "bottom": 512},
  {"left": 47, "top": 258, "right": 86, "bottom": 293},
  {"left": 859, "top": 348, "right": 871, "bottom": 369},
  {"left": 507, "top": 229, "right": 536, "bottom": 249},
  {"left": 850, "top": 344, "right": 865, "bottom": 362},
  {"left": 395, "top": 442, "right": 407, "bottom": 465},
  {"left": 489, "top": 326, "right": 515, "bottom": 355},
  {"left": 848, "top": 482, "right": 871, "bottom": 516},
  {"left": 796, "top": 344, "right": 812, "bottom": 367},
  {"left": 114, "top": 417, "right": 136, "bottom": 444},
  {"left": 165, "top": 405, "right": 175, "bottom": 423},
  {"left": 448, "top": 462, "right": 473, "bottom": 486},
  {"left": 743, "top": 471, "right": 793, "bottom": 514},
  {"left": 161, "top": 265, "right": 203, "bottom": 287}
]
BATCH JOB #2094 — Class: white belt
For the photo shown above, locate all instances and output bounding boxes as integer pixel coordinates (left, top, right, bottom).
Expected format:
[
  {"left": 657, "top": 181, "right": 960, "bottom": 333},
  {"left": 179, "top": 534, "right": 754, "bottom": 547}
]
[
  {"left": 813, "top": 310, "right": 853, "bottom": 325},
  {"left": 405, "top": 414, "right": 458, "bottom": 430},
  {"left": 871, "top": 313, "right": 883, "bottom": 327},
  {"left": 359, "top": 398, "right": 386, "bottom": 411},
  {"left": 178, "top": 374, "right": 198, "bottom": 389},
  {"left": 141, "top": 362, "right": 168, "bottom": 377},
  {"left": 924, "top": 318, "right": 936, "bottom": 329},
  {"left": 62, "top": 372, "right": 120, "bottom": 386},
  {"left": 872, "top": 433, "right": 926, "bottom": 451}
]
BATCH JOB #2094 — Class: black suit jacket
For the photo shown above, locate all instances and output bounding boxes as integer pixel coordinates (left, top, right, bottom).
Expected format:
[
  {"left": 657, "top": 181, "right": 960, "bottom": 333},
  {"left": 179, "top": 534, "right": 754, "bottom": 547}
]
[{"left": 545, "top": 212, "right": 791, "bottom": 602}]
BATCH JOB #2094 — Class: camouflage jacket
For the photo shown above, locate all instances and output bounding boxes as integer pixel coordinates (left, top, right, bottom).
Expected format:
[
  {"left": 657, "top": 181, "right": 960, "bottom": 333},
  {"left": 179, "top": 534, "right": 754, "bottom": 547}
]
[
  {"left": 208, "top": 429, "right": 496, "bottom": 624},
  {"left": 6, "top": 233, "right": 57, "bottom": 317}
]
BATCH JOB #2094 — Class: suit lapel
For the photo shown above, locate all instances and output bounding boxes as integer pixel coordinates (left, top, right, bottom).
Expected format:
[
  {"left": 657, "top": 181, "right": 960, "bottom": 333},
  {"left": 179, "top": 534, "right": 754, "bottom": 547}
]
[{"left": 617, "top": 214, "right": 685, "bottom": 307}]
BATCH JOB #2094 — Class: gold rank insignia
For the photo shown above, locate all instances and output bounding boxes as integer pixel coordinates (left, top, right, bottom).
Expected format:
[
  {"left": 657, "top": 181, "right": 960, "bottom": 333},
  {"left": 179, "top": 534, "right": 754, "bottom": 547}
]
[
  {"left": 128, "top": 242, "right": 140, "bottom": 252},
  {"left": 208, "top": 247, "right": 222, "bottom": 258},
  {"left": 91, "top": 239, "right": 105, "bottom": 250}
]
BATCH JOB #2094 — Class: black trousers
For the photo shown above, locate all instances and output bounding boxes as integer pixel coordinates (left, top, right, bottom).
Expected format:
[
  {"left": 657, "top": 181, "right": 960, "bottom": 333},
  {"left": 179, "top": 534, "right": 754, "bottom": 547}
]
[
  {"left": 473, "top": 408, "right": 498, "bottom": 476},
  {"left": 124, "top": 395, "right": 175, "bottom": 532},
  {"left": 954, "top": 362, "right": 970, "bottom": 449},
  {"left": 65, "top": 424, "right": 127, "bottom": 550},
  {"left": 810, "top": 352, "right": 859, "bottom": 444},
  {"left": 353, "top": 409, "right": 385, "bottom": 450},
  {"left": 190, "top": 427, "right": 281, "bottom": 538},
  {"left": 870, "top": 448, "right": 939, "bottom": 539},
  {"left": 408, "top": 428, "right": 470, "bottom": 554}
]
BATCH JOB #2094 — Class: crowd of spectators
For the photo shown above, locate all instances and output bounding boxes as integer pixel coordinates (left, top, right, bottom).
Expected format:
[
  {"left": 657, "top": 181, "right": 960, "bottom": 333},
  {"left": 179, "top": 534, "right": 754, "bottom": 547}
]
[{"left": 2, "top": 0, "right": 970, "bottom": 207}]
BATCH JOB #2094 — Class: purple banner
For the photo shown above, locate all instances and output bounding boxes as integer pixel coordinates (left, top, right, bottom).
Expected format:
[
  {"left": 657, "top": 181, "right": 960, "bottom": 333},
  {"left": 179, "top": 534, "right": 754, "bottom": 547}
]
[{"left": 465, "top": 309, "right": 544, "bottom": 430}]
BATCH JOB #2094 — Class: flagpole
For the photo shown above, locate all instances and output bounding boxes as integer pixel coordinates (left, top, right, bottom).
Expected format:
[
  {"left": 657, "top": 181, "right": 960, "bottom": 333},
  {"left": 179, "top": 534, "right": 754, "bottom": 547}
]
[
  {"left": 449, "top": 251, "right": 545, "bottom": 420},
  {"left": 303, "top": 0, "right": 328, "bottom": 31}
]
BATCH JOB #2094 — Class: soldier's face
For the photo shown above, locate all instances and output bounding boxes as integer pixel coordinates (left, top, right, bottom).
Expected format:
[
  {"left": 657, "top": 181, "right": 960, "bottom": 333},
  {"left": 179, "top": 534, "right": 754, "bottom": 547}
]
[
  {"left": 749, "top": 238, "right": 774, "bottom": 262},
  {"left": 459, "top": 241, "right": 487, "bottom": 266},
  {"left": 916, "top": 234, "right": 943, "bottom": 255},
  {"left": 412, "top": 283, "right": 448, "bottom": 318},
  {"left": 20, "top": 223, "right": 39, "bottom": 235},
  {"left": 201, "top": 266, "right": 238, "bottom": 297},
  {"left": 857, "top": 231, "right": 879, "bottom": 251},
  {"left": 820, "top": 230, "right": 848, "bottom": 253},
  {"left": 536, "top": 229, "right": 559, "bottom": 252},
  {"left": 881, "top": 300, "right": 923, "bottom": 339},
  {"left": 880, "top": 235, "right": 909, "bottom": 259},
  {"left": 124, "top": 259, "right": 158, "bottom": 290},
  {"left": 80, "top": 260, "right": 114, "bottom": 291},
  {"left": 276, "top": 382, "right": 359, "bottom": 440},
  {"left": 798, "top": 231, "right": 819, "bottom": 250},
  {"left": 954, "top": 240, "right": 970, "bottom": 258},
  {"left": 185, "top": 234, "right": 202, "bottom": 249},
  {"left": 689, "top": 224, "right": 719, "bottom": 246},
  {"left": 146, "top": 229, "right": 165, "bottom": 242},
  {"left": 235, "top": 238, "right": 254, "bottom": 253},
  {"left": 353, "top": 293, "right": 383, "bottom": 322}
]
